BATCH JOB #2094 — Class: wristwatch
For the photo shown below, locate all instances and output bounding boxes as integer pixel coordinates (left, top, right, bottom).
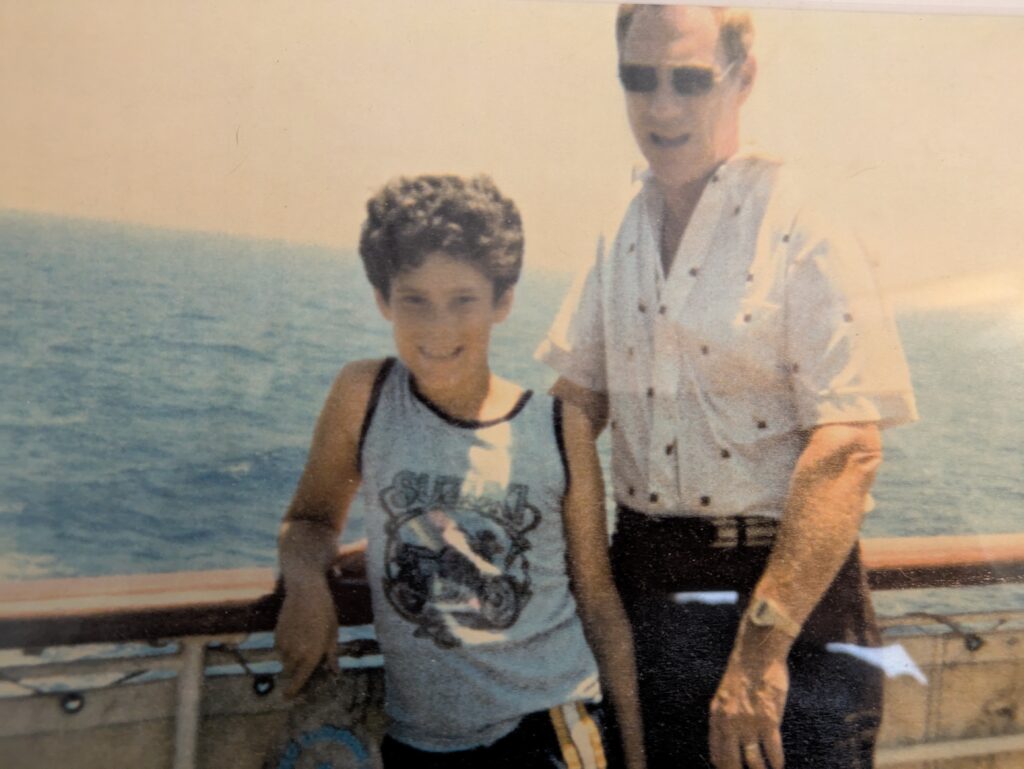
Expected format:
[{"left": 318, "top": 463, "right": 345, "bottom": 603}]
[{"left": 746, "top": 596, "right": 801, "bottom": 639}]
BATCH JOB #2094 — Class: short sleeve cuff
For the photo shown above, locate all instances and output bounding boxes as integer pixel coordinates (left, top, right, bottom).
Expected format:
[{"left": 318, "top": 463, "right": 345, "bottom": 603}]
[
  {"left": 534, "top": 337, "right": 607, "bottom": 393},
  {"left": 799, "top": 390, "right": 919, "bottom": 430}
]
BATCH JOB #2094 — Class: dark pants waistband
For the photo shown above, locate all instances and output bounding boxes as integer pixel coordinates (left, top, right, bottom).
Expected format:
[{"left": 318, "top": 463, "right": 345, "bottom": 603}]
[
  {"left": 616, "top": 505, "right": 779, "bottom": 549},
  {"left": 610, "top": 505, "right": 880, "bottom": 647},
  {"left": 611, "top": 506, "right": 777, "bottom": 594}
]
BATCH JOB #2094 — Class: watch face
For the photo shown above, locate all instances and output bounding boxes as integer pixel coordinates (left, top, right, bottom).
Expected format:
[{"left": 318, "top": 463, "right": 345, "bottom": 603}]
[
  {"left": 748, "top": 597, "right": 799, "bottom": 638},
  {"left": 751, "top": 599, "right": 773, "bottom": 625}
]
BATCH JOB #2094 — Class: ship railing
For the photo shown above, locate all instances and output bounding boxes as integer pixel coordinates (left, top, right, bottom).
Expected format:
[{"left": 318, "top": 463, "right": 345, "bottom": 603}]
[{"left": 1, "top": 533, "right": 1023, "bottom": 769}]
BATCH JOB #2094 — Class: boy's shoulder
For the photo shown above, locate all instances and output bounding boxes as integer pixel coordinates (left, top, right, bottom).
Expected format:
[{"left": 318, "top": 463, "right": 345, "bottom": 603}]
[
  {"left": 324, "top": 357, "right": 395, "bottom": 430},
  {"left": 336, "top": 357, "right": 393, "bottom": 387}
]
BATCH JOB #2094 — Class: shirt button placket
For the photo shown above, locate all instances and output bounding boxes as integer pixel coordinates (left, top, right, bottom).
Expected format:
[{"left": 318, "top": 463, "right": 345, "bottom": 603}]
[{"left": 648, "top": 303, "right": 677, "bottom": 511}]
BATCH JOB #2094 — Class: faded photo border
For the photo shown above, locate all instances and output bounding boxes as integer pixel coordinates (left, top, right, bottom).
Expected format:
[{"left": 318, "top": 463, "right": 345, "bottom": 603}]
[{"left": 1, "top": 1, "right": 1023, "bottom": 768}]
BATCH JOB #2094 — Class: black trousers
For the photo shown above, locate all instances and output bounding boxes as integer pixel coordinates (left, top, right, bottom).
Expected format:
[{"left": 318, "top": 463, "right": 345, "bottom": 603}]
[
  {"left": 380, "top": 702, "right": 622, "bottom": 769},
  {"left": 611, "top": 507, "right": 883, "bottom": 769}
]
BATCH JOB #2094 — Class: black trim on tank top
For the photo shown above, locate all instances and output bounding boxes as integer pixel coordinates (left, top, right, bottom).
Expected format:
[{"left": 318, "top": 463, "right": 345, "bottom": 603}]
[
  {"left": 408, "top": 373, "right": 533, "bottom": 429},
  {"left": 553, "top": 397, "right": 570, "bottom": 488},
  {"left": 356, "top": 357, "right": 397, "bottom": 475}
]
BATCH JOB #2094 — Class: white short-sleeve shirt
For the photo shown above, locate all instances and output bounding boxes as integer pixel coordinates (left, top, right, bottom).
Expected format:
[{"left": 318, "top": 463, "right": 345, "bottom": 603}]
[{"left": 536, "top": 153, "right": 918, "bottom": 519}]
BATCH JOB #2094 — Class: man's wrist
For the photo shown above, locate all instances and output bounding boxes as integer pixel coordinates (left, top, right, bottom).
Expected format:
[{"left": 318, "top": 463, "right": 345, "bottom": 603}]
[{"left": 745, "top": 595, "right": 801, "bottom": 639}]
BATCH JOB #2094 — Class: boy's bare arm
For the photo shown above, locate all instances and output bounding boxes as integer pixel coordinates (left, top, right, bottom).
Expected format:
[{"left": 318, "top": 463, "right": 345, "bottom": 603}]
[
  {"left": 559, "top": 401, "right": 646, "bottom": 769},
  {"left": 551, "top": 376, "right": 609, "bottom": 435},
  {"left": 276, "top": 358, "right": 381, "bottom": 697}
]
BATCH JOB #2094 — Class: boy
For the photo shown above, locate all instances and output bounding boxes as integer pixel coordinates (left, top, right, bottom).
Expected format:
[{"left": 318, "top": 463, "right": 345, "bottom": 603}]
[{"left": 274, "top": 175, "right": 645, "bottom": 769}]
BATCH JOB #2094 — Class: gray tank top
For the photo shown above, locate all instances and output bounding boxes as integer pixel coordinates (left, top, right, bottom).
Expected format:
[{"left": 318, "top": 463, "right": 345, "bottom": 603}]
[{"left": 358, "top": 359, "right": 600, "bottom": 751}]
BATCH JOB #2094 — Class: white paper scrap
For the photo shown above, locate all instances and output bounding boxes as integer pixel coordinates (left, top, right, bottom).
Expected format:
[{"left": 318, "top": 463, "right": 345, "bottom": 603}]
[
  {"left": 672, "top": 591, "right": 739, "bottom": 605},
  {"left": 826, "top": 642, "right": 928, "bottom": 684}
]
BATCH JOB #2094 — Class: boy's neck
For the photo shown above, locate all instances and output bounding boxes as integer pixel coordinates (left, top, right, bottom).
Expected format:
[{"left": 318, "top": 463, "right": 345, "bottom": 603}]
[{"left": 414, "top": 366, "right": 524, "bottom": 424}]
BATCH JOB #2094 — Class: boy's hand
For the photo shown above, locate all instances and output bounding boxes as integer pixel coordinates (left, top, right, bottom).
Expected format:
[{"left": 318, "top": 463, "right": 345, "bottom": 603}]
[{"left": 275, "top": 574, "right": 340, "bottom": 698}]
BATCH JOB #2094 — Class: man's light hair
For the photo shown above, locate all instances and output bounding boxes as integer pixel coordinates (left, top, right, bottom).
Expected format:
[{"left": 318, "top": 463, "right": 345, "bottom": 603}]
[{"left": 616, "top": 5, "right": 754, "bottom": 65}]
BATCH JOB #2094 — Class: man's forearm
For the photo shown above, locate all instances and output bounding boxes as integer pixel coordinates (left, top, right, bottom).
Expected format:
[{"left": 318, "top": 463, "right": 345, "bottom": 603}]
[{"left": 736, "top": 425, "right": 883, "bottom": 660}]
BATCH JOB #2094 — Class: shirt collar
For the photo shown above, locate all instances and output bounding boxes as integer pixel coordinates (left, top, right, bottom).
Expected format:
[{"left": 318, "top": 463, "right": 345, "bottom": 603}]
[{"left": 635, "top": 147, "right": 759, "bottom": 207}]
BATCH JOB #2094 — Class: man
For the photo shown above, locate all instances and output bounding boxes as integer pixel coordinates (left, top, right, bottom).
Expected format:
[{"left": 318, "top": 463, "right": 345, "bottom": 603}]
[{"left": 537, "top": 6, "right": 917, "bottom": 769}]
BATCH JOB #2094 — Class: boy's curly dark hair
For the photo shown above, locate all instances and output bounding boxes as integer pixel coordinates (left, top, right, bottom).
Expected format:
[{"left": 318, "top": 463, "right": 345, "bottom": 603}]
[{"left": 359, "top": 174, "right": 524, "bottom": 300}]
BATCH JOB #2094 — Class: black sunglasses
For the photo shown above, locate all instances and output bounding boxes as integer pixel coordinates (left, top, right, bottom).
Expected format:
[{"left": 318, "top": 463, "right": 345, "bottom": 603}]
[{"left": 619, "top": 62, "right": 736, "bottom": 97}]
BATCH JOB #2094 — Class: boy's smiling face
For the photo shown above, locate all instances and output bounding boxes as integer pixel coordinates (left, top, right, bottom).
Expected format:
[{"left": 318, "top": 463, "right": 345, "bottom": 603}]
[{"left": 375, "top": 251, "right": 512, "bottom": 393}]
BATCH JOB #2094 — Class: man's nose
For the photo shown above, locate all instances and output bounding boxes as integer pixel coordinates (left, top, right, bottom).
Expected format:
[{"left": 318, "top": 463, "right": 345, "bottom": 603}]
[{"left": 649, "top": 80, "right": 684, "bottom": 121}]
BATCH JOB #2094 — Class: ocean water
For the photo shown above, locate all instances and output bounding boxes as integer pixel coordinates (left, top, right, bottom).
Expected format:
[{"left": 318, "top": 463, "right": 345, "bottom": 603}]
[{"left": 1, "top": 211, "right": 1021, "bottom": 616}]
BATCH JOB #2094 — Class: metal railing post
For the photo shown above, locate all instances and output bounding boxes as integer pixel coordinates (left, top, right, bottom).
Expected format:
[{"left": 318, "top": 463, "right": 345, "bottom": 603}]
[{"left": 173, "top": 638, "right": 206, "bottom": 769}]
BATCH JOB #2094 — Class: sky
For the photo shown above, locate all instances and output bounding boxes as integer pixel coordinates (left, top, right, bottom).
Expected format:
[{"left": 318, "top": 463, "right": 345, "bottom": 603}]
[{"left": 2, "top": 0, "right": 1023, "bottom": 302}]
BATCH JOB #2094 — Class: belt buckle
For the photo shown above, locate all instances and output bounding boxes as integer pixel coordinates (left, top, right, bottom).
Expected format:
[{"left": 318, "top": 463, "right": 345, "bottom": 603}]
[
  {"left": 708, "top": 516, "right": 776, "bottom": 549},
  {"left": 709, "top": 517, "right": 740, "bottom": 549}
]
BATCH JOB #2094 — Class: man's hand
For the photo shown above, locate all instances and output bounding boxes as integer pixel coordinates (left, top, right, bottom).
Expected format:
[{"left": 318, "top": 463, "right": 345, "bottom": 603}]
[
  {"left": 709, "top": 657, "right": 789, "bottom": 769},
  {"left": 274, "top": 574, "right": 340, "bottom": 699},
  {"left": 705, "top": 422, "right": 882, "bottom": 767}
]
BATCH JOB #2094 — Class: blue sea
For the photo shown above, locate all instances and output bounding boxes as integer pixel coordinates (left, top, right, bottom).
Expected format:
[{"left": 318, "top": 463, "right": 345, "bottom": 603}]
[{"left": 2, "top": 211, "right": 1021, "bottom": 616}]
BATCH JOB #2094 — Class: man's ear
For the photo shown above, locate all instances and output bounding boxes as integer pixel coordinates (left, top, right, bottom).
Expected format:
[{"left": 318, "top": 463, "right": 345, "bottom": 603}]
[
  {"left": 374, "top": 288, "right": 393, "bottom": 321},
  {"left": 494, "top": 287, "right": 515, "bottom": 323},
  {"left": 737, "top": 54, "right": 757, "bottom": 103}
]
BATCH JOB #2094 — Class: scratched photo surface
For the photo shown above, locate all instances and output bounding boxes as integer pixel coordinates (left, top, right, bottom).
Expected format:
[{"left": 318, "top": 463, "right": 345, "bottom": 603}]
[
  {"left": 1, "top": 4, "right": 1023, "bottom": 769},
  {"left": 1, "top": 0, "right": 1022, "bottom": 623}
]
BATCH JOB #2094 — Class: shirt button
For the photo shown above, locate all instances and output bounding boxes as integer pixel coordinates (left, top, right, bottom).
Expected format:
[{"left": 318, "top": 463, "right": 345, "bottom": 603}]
[
  {"left": 628, "top": 486, "right": 635, "bottom": 496},
  {"left": 701, "top": 345, "right": 709, "bottom": 355},
  {"left": 610, "top": 420, "right": 617, "bottom": 430},
  {"left": 649, "top": 493, "right": 659, "bottom": 504},
  {"left": 757, "top": 420, "right": 767, "bottom": 430},
  {"left": 733, "top": 205, "right": 741, "bottom": 216},
  {"left": 782, "top": 233, "right": 791, "bottom": 243},
  {"left": 746, "top": 273, "right": 754, "bottom": 282},
  {"left": 638, "top": 303, "right": 647, "bottom": 313},
  {"left": 659, "top": 305, "right": 667, "bottom": 315},
  {"left": 743, "top": 313, "right": 752, "bottom": 323},
  {"left": 689, "top": 267, "right": 699, "bottom": 277},
  {"left": 721, "top": 449, "right": 731, "bottom": 459},
  {"left": 700, "top": 496, "right": 711, "bottom": 507},
  {"left": 844, "top": 313, "right": 854, "bottom": 322},
  {"left": 647, "top": 387, "right": 655, "bottom": 398},
  {"left": 665, "top": 443, "right": 674, "bottom": 455}
]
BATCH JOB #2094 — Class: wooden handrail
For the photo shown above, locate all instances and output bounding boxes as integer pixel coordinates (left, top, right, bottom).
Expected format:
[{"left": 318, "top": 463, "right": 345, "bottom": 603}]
[
  {"left": 1, "top": 533, "right": 1023, "bottom": 649},
  {"left": 0, "top": 570, "right": 369, "bottom": 650},
  {"left": 862, "top": 533, "right": 1024, "bottom": 590}
]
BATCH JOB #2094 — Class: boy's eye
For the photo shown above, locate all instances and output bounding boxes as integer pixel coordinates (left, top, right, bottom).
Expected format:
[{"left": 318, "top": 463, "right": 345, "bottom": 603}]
[
  {"left": 400, "top": 295, "right": 426, "bottom": 306},
  {"left": 453, "top": 295, "right": 479, "bottom": 307}
]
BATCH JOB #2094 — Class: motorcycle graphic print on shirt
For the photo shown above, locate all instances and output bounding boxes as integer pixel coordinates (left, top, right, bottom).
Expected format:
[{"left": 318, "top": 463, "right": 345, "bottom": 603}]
[{"left": 380, "top": 470, "right": 539, "bottom": 649}]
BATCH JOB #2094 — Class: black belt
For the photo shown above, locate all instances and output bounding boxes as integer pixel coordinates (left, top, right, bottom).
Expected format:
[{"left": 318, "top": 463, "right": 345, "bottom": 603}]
[
  {"left": 611, "top": 505, "right": 778, "bottom": 594},
  {"left": 611, "top": 505, "right": 881, "bottom": 646},
  {"left": 615, "top": 505, "right": 779, "bottom": 549}
]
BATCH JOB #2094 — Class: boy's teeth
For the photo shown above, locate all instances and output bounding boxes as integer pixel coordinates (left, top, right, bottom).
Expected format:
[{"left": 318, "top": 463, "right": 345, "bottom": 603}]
[{"left": 422, "top": 347, "right": 459, "bottom": 360}]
